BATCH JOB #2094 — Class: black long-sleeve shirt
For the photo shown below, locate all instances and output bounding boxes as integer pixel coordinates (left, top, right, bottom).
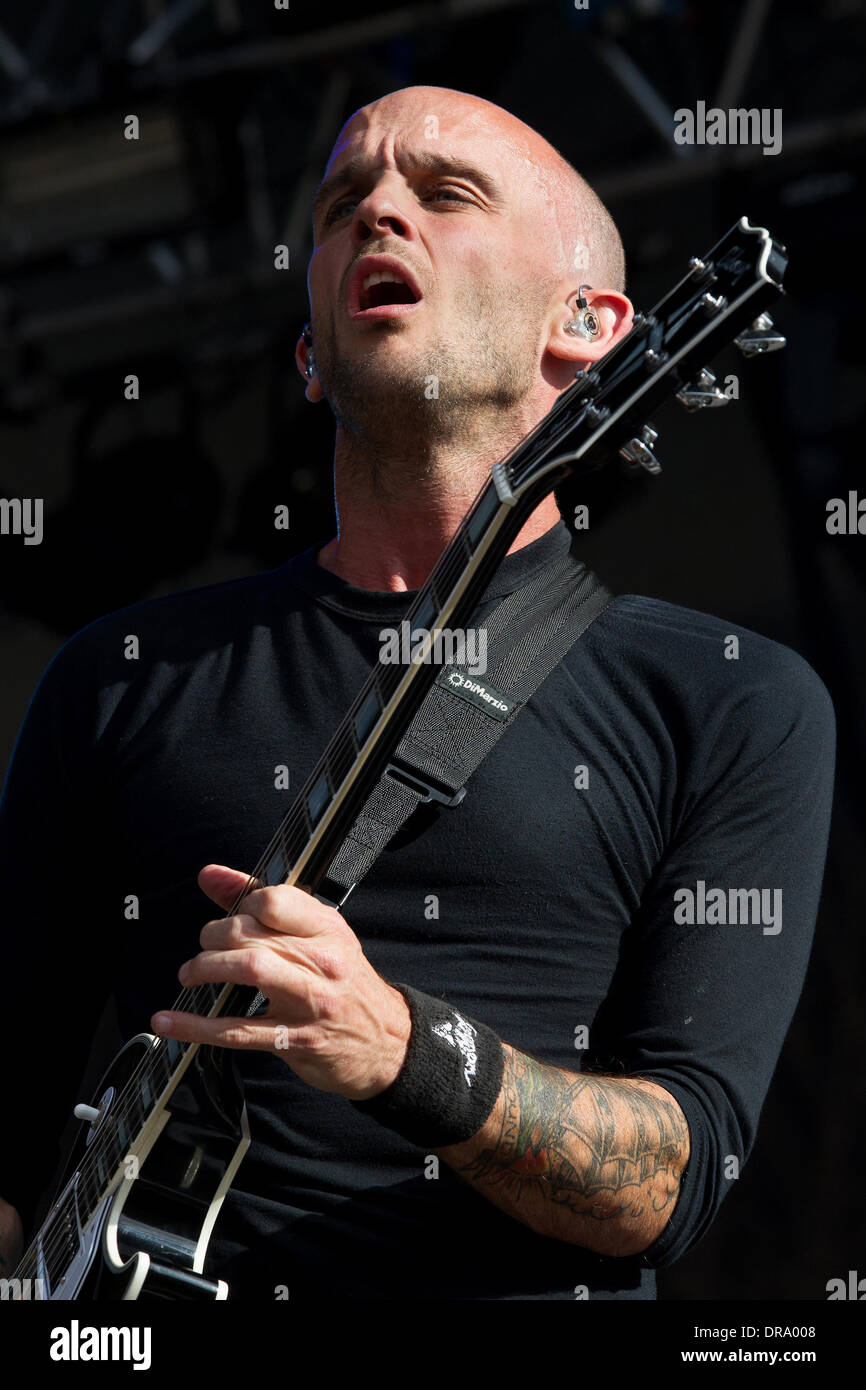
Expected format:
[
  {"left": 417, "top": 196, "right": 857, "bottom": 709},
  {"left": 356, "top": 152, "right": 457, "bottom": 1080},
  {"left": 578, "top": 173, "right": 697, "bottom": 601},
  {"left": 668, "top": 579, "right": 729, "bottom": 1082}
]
[{"left": 0, "top": 520, "right": 835, "bottom": 1299}]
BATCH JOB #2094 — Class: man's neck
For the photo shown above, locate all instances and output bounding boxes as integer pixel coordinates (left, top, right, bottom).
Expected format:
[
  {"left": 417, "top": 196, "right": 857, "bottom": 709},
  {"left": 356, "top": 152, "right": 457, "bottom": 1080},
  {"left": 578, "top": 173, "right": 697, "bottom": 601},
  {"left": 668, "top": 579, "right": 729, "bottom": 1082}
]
[{"left": 317, "top": 421, "right": 563, "bottom": 592}]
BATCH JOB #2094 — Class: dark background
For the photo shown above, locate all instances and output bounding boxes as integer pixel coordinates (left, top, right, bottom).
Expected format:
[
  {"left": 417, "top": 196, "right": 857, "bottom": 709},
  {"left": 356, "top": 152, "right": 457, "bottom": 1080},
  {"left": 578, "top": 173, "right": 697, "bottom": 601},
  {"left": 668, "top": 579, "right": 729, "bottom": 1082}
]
[{"left": 1, "top": 0, "right": 863, "bottom": 1300}]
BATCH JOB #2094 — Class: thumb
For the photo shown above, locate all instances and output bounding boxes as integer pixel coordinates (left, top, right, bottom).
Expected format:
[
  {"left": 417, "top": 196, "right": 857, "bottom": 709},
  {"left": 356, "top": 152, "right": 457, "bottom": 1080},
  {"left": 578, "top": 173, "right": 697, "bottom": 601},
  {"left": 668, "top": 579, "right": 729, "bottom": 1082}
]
[{"left": 197, "top": 863, "right": 256, "bottom": 911}]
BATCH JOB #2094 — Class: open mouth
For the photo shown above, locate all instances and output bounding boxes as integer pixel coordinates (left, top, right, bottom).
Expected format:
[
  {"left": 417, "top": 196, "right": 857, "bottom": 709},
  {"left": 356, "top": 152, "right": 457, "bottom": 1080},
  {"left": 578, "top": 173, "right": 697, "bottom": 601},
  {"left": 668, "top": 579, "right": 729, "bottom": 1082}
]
[
  {"left": 358, "top": 270, "right": 419, "bottom": 311},
  {"left": 347, "top": 258, "right": 424, "bottom": 317}
]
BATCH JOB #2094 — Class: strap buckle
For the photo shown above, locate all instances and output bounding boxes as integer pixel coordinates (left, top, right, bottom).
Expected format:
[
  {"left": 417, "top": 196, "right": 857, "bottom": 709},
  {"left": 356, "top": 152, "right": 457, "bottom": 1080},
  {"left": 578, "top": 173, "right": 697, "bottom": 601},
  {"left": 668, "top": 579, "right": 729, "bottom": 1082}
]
[{"left": 385, "top": 759, "right": 467, "bottom": 809}]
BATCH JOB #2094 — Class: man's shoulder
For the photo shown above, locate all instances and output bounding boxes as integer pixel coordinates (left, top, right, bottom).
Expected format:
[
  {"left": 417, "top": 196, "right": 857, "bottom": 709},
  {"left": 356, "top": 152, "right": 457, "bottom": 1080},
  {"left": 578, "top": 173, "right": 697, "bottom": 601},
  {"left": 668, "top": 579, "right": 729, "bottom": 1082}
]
[
  {"left": 582, "top": 591, "right": 834, "bottom": 730},
  {"left": 49, "top": 560, "right": 306, "bottom": 671}
]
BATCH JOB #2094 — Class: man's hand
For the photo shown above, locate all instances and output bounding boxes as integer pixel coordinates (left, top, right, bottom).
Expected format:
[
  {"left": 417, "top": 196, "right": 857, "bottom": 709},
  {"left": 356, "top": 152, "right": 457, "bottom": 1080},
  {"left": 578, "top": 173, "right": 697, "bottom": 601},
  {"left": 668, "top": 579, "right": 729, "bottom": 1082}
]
[
  {"left": 151, "top": 864, "right": 411, "bottom": 1101},
  {"left": 0, "top": 1196, "right": 23, "bottom": 1277}
]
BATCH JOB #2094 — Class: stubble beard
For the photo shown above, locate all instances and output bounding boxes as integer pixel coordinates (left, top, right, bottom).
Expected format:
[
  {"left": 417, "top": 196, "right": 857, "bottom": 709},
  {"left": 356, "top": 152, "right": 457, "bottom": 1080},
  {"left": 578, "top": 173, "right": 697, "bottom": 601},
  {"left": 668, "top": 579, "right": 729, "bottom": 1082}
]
[{"left": 314, "top": 281, "right": 547, "bottom": 489}]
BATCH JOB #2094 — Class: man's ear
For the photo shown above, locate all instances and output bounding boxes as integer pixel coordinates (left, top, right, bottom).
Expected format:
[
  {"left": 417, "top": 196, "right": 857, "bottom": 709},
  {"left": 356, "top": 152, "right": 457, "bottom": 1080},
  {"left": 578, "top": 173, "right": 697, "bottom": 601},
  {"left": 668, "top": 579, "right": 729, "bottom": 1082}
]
[
  {"left": 546, "top": 290, "right": 634, "bottom": 366},
  {"left": 294, "top": 333, "right": 324, "bottom": 403}
]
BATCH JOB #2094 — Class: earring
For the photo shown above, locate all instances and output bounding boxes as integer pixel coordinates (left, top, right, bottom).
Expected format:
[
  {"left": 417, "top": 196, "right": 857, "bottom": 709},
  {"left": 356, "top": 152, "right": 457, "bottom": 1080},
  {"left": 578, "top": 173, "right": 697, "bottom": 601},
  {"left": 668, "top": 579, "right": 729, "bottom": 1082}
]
[
  {"left": 302, "top": 322, "right": 316, "bottom": 380},
  {"left": 563, "top": 286, "right": 600, "bottom": 341}
]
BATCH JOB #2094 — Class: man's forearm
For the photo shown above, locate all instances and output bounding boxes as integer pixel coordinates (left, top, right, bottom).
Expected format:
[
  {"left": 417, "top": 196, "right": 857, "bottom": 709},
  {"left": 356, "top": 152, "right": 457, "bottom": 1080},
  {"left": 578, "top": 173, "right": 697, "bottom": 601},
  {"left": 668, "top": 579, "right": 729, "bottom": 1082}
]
[{"left": 437, "top": 1044, "right": 690, "bottom": 1258}]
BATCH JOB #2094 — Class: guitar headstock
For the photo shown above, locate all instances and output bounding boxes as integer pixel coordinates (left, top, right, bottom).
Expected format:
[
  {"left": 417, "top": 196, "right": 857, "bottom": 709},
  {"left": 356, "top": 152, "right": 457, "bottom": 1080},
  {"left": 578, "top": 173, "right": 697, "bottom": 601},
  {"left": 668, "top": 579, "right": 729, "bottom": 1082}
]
[{"left": 499, "top": 216, "right": 787, "bottom": 498}]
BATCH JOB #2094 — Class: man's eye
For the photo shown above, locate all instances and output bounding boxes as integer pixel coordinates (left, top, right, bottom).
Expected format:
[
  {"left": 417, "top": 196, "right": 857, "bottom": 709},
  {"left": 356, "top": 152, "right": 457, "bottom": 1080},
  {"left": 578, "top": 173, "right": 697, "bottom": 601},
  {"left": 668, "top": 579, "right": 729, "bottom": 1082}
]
[
  {"left": 427, "top": 187, "right": 472, "bottom": 204},
  {"left": 323, "top": 186, "right": 472, "bottom": 225},
  {"left": 324, "top": 199, "right": 356, "bottom": 225}
]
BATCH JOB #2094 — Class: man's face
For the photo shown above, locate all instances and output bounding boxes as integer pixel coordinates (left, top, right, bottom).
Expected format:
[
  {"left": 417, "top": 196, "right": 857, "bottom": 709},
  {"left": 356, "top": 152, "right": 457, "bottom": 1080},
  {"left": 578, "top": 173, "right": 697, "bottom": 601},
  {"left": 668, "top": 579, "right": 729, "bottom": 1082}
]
[{"left": 305, "top": 90, "right": 563, "bottom": 443}]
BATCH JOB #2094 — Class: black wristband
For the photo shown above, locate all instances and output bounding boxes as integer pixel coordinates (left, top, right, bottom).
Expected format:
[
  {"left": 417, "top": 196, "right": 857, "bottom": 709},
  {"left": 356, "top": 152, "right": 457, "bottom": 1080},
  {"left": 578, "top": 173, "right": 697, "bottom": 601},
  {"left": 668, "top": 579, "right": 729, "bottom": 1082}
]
[{"left": 351, "top": 984, "right": 505, "bottom": 1148}]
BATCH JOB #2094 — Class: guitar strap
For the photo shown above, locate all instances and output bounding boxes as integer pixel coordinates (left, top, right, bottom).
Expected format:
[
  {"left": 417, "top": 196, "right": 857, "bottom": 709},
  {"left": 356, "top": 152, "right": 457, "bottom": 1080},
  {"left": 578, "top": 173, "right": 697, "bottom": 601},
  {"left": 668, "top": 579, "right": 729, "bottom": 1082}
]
[{"left": 318, "top": 542, "right": 616, "bottom": 908}]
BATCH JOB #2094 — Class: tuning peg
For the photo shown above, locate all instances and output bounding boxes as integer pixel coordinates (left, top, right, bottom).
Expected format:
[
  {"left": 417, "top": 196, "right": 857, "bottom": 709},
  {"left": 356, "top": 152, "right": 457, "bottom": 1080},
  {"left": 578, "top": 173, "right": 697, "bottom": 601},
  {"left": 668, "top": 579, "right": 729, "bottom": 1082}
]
[
  {"left": 700, "top": 291, "right": 727, "bottom": 317},
  {"left": 676, "top": 368, "right": 730, "bottom": 411},
  {"left": 620, "top": 425, "right": 662, "bottom": 475},
  {"left": 734, "top": 312, "right": 786, "bottom": 356}
]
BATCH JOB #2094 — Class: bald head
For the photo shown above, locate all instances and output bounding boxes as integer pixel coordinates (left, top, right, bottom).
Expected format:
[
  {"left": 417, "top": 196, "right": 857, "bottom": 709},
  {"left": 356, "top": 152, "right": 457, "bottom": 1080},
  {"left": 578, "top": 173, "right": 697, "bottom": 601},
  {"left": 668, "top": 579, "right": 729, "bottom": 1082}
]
[{"left": 327, "top": 85, "right": 625, "bottom": 294}]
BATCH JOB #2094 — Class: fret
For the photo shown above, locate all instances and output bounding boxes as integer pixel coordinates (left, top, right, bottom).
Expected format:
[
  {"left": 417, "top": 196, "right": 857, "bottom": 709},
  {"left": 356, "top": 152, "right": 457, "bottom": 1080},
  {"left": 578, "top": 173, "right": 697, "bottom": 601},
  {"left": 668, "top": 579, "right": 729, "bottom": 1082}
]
[
  {"left": 298, "top": 792, "right": 314, "bottom": 841},
  {"left": 273, "top": 819, "right": 299, "bottom": 877},
  {"left": 285, "top": 816, "right": 309, "bottom": 868},
  {"left": 456, "top": 520, "right": 474, "bottom": 562},
  {"left": 345, "top": 707, "right": 361, "bottom": 758},
  {"left": 278, "top": 825, "right": 294, "bottom": 878},
  {"left": 353, "top": 684, "right": 380, "bottom": 746},
  {"left": 409, "top": 589, "right": 437, "bottom": 631},
  {"left": 328, "top": 728, "right": 356, "bottom": 791},
  {"left": 380, "top": 659, "right": 403, "bottom": 705},
  {"left": 465, "top": 482, "right": 500, "bottom": 546},
  {"left": 306, "top": 768, "right": 331, "bottom": 827},
  {"left": 260, "top": 838, "right": 287, "bottom": 885}
]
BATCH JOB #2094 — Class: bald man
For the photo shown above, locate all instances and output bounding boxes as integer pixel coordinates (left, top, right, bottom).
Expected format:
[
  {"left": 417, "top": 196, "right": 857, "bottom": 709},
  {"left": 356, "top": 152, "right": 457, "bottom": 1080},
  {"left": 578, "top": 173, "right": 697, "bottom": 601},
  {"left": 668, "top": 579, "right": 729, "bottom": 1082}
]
[{"left": 0, "top": 88, "right": 834, "bottom": 1301}]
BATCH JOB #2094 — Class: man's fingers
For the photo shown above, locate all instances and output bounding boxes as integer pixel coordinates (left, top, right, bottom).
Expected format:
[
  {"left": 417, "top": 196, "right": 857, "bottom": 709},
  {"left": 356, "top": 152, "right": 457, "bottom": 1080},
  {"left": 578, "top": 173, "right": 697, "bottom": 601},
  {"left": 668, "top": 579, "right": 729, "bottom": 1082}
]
[
  {"left": 197, "top": 866, "right": 333, "bottom": 938},
  {"left": 233, "top": 882, "right": 336, "bottom": 937},
  {"left": 197, "top": 863, "right": 259, "bottom": 912},
  {"left": 199, "top": 912, "right": 271, "bottom": 951},
  {"left": 151, "top": 1010, "right": 285, "bottom": 1051},
  {"left": 178, "top": 947, "right": 298, "bottom": 996}
]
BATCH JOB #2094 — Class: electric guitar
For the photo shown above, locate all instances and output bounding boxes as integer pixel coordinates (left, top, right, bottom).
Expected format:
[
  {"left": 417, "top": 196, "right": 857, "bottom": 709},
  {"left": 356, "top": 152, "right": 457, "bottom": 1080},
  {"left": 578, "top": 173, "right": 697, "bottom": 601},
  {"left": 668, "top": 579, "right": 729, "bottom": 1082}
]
[{"left": 9, "top": 216, "right": 787, "bottom": 1300}]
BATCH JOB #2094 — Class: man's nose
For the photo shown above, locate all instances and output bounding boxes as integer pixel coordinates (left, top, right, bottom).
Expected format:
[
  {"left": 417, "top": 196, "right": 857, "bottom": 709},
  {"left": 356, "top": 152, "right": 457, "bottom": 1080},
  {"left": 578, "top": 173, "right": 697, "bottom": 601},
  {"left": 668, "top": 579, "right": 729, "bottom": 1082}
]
[{"left": 352, "top": 180, "right": 416, "bottom": 244}]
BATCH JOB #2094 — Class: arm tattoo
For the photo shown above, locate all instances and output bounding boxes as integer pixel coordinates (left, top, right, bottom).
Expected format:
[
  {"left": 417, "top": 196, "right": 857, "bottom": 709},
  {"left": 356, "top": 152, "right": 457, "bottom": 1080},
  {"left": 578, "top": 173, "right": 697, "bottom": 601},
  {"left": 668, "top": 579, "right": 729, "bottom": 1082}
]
[{"left": 454, "top": 1045, "right": 689, "bottom": 1226}]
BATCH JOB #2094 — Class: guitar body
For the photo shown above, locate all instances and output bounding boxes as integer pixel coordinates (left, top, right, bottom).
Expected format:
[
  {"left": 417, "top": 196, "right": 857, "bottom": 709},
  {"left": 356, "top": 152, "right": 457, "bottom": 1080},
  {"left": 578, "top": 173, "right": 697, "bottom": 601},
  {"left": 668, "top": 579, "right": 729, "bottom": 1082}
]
[{"left": 39, "top": 1035, "right": 249, "bottom": 1300}]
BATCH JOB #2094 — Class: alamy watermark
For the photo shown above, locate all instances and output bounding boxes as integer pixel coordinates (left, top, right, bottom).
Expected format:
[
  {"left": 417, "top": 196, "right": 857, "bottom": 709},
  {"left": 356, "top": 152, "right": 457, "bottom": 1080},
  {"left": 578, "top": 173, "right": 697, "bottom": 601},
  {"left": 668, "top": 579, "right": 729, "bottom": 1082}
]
[
  {"left": 1, "top": 1276, "right": 45, "bottom": 1299},
  {"left": 49, "top": 1322, "right": 152, "bottom": 1370},
  {"left": 674, "top": 101, "right": 782, "bottom": 157},
  {"left": 379, "top": 621, "right": 487, "bottom": 675},
  {"left": 674, "top": 880, "right": 782, "bottom": 935},
  {"left": 826, "top": 491, "right": 865, "bottom": 534},
  {"left": 0, "top": 497, "right": 43, "bottom": 545}
]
